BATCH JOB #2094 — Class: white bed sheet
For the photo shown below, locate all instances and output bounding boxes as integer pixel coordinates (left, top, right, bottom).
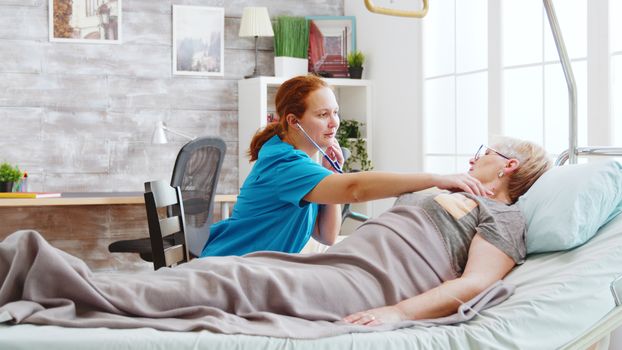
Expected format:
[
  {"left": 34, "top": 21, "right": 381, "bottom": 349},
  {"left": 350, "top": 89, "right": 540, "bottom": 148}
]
[{"left": 2, "top": 213, "right": 621, "bottom": 350}]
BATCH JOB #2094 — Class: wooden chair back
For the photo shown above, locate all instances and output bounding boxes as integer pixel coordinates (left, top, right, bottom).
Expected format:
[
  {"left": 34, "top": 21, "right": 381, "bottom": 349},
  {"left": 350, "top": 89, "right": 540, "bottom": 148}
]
[{"left": 144, "top": 180, "right": 189, "bottom": 270}]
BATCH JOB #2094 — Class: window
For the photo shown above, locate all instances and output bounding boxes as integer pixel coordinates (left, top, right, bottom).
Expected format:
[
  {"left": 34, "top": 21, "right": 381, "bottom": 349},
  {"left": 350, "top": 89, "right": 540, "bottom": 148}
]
[
  {"left": 422, "top": 0, "right": 595, "bottom": 172},
  {"left": 503, "top": 0, "right": 587, "bottom": 156},
  {"left": 423, "top": 0, "right": 487, "bottom": 173}
]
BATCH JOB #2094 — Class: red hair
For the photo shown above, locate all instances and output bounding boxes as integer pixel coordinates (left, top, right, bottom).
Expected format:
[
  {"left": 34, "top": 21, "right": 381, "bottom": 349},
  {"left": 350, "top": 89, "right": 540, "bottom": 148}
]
[{"left": 247, "top": 75, "right": 328, "bottom": 161}]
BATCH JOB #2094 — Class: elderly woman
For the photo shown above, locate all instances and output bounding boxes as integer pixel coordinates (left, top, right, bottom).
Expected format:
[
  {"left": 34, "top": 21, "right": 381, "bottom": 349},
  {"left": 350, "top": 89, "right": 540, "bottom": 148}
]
[
  {"left": 344, "top": 139, "right": 550, "bottom": 325},
  {"left": 0, "top": 138, "right": 550, "bottom": 337}
]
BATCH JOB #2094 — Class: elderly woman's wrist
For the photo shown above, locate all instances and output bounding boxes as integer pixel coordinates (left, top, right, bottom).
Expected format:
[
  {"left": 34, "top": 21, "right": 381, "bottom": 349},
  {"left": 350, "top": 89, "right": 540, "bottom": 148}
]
[{"left": 394, "top": 302, "right": 414, "bottom": 320}]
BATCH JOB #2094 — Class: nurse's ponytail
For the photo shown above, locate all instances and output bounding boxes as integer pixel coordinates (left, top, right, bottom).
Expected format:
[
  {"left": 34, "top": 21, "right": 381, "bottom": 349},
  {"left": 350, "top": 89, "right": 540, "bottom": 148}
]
[
  {"left": 247, "top": 122, "right": 284, "bottom": 161},
  {"left": 247, "top": 75, "right": 328, "bottom": 162}
]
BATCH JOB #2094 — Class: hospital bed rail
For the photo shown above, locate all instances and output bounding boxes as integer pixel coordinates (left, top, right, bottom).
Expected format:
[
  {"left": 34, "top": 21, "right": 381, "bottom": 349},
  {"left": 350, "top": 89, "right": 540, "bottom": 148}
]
[
  {"left": 561, "top": 277, "right": 622, "bottom": 350},
  {"left": 544, "top": 0, "right": 622, "bottom": 347},
  {"left": 545, "top": 0, "right": 622, "bottom": 168},
  {"left": 555, "top": 147, "right": 622, "bottom": 166}
]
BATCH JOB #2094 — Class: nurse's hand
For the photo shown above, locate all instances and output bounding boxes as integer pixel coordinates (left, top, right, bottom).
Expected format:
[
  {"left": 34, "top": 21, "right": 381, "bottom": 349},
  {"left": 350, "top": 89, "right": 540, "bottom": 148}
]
[
  {"left": 434, "top": 173, "right": 493, "bottom": 197},
  {"left": 322, "top": 139, "right": 344, "bottom": 172}
]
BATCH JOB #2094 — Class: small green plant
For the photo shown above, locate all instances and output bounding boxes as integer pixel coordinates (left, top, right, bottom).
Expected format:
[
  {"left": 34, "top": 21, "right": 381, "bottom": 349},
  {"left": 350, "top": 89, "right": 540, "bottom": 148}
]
[
  {"left": 273, "top": 16, "right": 309, "bottom": 58},
  {"left": 336, "top": 120, "right": 372, "bottom": 172},
  {"left": 0, "top": 162, "right": 22, "bottom": 183},
  {"left": 347, "top": 50, "right": 365, "bottom": 68}
]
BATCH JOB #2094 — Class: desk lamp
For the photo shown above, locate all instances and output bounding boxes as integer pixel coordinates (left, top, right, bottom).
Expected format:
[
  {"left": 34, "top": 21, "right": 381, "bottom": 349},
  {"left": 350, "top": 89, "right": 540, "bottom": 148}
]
[
  {"left": 152, "top": 121, "right": 196, "bottom": 144},
  {"left": 239, "top": 7, "right": 274, "bottom": 78}
]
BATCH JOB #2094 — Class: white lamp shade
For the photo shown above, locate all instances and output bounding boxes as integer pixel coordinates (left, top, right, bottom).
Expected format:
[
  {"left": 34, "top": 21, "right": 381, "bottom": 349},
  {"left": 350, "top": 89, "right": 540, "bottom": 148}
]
[{"left": 239, "top": 7, "right": 274, "bottom": 37}]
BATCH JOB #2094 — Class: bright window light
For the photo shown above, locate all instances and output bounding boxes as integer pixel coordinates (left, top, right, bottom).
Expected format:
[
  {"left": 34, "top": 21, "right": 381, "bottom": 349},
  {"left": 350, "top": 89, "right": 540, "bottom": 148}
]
[
  {"left": 503, "top": 0, "right": 542, "bottom": 67},
  {"left": 544, "top": 61, "right": 588, "bottom": 153},
  {"left": 504, "top": 66, "right": 543, "bottom": 143},
  {"left": 611, "top": 0, "right": 622, "bottom": 53},
  {"left": 424, "top": 77, "right": 456, "bottom": 153},
  {"left": 456, "top": 0, "right": 487, "bottom": 73},
  {"left": 614, "top": 56, "right": 622, "bottom": 144},
  {"left": 456, "top": 72, "right": 488, "bottom": 154},
  {"left": 423, "top": 0, "right": 455, "bottom": 78}
]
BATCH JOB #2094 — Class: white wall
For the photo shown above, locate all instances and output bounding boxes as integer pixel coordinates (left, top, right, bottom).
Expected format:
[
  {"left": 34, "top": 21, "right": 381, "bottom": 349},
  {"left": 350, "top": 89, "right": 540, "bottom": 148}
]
[{"left": 345, "top": 0, "right": 424, "bottom": 215}]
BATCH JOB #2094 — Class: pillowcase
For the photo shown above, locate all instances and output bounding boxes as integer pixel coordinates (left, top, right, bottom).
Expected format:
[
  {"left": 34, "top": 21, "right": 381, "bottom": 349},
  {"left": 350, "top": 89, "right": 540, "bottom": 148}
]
[{"left": 517, "top": 160, "right": 622, "bottom": 254}]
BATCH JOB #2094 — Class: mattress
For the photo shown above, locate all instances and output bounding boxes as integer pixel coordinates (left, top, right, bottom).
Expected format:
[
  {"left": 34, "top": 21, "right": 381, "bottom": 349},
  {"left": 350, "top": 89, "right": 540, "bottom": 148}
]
[{"left": 1, "top": 213, "right": 621, "bottom": 350}]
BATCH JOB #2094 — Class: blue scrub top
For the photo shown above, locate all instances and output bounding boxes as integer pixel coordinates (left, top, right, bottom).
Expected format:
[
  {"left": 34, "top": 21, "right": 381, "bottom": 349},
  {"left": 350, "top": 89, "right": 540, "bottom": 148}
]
[{"left": 201, "top": 135, "right": 333, "bottom": 257}]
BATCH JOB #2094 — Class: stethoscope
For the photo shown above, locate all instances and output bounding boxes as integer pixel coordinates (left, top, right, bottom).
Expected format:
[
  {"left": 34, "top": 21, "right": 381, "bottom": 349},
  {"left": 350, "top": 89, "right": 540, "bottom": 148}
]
[{"left": 295, "top": 123, "right": 343, "bottom": 174}]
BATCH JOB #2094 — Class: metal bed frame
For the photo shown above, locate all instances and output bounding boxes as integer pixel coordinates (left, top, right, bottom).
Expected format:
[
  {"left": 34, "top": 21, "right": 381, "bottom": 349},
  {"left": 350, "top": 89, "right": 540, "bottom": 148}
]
[
  {"left": 542, "top": 1, "right": 622, "bottom": 348},
  {"left": 365, "top": 1, "right": 622, "bottom": 348},
  {"left": 543, "top": 0, "right": 622, "bottom": 167}
]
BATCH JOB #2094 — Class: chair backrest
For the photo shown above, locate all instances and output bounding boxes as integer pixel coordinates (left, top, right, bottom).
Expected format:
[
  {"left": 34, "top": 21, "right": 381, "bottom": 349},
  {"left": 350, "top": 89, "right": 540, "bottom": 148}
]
[
  {"left": 170, "top": 137, "right": 226, "bottom": 257},
  {"left": 144, "top": 180, "right": 188, "bottom": 270}
]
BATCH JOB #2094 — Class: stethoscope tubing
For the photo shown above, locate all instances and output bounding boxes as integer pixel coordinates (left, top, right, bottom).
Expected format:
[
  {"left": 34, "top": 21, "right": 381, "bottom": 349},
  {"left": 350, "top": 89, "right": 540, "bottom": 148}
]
[{"left": 295, "top": 123, "right": 343, "bottom": 174}]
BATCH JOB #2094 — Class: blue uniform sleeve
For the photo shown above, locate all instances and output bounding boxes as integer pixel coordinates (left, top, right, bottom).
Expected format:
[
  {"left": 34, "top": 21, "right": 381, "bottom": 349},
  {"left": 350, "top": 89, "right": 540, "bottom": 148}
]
[{"left": 275, "top": 155, "right": 333, "bottom": 207}]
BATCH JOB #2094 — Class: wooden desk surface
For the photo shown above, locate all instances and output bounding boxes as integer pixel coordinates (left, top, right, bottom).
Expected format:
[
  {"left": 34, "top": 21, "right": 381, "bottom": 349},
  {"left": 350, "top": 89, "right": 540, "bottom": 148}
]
[{"left": 0, "top": 192, "right": 237, "bottom": 207}]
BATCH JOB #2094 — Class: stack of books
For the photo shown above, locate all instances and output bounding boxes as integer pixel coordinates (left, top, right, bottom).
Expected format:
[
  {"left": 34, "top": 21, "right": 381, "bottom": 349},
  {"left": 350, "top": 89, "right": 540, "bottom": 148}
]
[{"left": 310, "top": 55, "right": 349, "bottom": 78}]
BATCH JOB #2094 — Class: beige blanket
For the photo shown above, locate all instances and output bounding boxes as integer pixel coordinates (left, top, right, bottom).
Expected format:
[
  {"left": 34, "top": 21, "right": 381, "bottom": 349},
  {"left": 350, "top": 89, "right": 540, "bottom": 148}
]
[{"left": 0, "top": 206, "right": 513, "bottom": 339}]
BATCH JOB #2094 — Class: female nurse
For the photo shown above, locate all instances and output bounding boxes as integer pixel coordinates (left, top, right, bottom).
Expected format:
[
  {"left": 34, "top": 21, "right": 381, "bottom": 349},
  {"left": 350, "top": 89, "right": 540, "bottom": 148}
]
[{"left": 201, "top": 75, "right": 491, "bottom": 257}]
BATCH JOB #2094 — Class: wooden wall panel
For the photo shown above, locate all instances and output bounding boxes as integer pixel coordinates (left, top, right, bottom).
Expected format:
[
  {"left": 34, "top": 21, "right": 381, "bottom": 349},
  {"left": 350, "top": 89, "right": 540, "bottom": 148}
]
[{"left": 0, "top": 2, "right": 47, "bottom": 44}]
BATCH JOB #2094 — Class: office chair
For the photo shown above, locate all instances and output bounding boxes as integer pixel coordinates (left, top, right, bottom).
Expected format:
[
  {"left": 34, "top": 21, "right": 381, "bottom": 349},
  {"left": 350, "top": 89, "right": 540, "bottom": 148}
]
[
  {"left": 109, "top": 137, "right": 226, "bottom": 262},
  {"left": 143, "top": 180, "right": 189, "bottom": 270},
  {"left": 341, "top": 201, "right": 369, "bottom": 223},
  {"left": 170, "top": 137, "right": 226, "bottom": 257}
]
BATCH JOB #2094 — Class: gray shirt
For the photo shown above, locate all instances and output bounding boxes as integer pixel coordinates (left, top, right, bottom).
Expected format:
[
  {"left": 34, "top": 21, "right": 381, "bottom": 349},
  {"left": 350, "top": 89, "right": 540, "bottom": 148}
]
[{"left": 394, "top": 191, "right": 526, "bottom": 274}]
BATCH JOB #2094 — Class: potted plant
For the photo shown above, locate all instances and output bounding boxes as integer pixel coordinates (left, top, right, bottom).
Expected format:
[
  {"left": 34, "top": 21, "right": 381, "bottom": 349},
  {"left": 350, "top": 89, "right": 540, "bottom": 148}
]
[
  {"left": 273, "top": 16, "right": 309, "bottom": 77},
  {"left": 347, "top": 50, "right": 365, "bottom": 79},
  {"left": 336, "top": 120, "right": 372, "bottom": 172},
  {"left": 0, "top": 162, "right": 23, "bottom": 192}
]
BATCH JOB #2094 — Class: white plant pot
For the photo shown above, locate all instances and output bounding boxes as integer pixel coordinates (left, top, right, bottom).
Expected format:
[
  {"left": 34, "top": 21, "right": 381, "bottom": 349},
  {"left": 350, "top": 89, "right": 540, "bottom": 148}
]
[{"left": 274, "top": 57, "right": 308, "bottom": 78}]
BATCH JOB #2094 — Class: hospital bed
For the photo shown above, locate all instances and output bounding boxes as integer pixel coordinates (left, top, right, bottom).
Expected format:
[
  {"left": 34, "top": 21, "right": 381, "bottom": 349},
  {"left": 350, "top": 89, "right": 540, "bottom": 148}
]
[
  {"left": 1, "top": 207, "right": 621, "bottom": 349},
  {"left": 2, "top": 1, "right": 622, "bottom": 349}
]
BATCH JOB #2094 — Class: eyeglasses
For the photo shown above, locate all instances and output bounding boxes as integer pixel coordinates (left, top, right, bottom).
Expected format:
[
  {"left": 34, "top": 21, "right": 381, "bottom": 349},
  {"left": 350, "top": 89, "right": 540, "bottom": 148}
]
[{"left": 474, "top": 144, "right": 511, "bottom": 161}]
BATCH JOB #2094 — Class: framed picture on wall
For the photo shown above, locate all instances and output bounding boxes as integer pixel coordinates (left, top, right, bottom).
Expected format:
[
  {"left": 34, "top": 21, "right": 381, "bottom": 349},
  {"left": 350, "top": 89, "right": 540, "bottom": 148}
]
[
  {"left": 306, "top": 16, "right": 356, "bottom": 78},
  {"left": 173, "top": 5, "right": 225, "bottom": 77},
  {"left": 49, "top": 0, "right": 122, "bottom": 43}
]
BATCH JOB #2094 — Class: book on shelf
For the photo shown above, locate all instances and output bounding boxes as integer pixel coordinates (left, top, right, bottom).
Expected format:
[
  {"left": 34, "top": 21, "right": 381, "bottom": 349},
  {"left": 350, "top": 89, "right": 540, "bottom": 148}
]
[{"left": 0, "top": 192, "right": 61, "bottom": 199}]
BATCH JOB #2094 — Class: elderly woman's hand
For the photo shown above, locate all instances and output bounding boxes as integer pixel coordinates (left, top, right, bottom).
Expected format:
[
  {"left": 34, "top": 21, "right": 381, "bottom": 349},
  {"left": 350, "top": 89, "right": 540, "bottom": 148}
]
[
  {"left": 342, "top": 305, "right": 408, "bottom": 326},
  {"left": 434, "top": 173, "right": 493, "bottom": 197}
]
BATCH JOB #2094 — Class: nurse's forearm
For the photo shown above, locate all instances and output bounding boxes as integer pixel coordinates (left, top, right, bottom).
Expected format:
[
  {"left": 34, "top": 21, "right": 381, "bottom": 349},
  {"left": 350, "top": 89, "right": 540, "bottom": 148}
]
[
  {"left": 349, "top": 172, "right": 439, "bottom": 202},
  {"left": 306, "top": 172, "right": 438, "bottom": 204},
  {"left": 307, "top": 171, "right": 487, "bottom": 204}
]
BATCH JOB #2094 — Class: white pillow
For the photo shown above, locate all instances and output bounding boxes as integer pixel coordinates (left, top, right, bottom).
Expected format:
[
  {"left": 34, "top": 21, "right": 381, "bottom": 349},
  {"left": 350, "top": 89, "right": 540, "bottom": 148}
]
[{"left": 517, "top": 160, "right": 622, "bottom": 254}]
